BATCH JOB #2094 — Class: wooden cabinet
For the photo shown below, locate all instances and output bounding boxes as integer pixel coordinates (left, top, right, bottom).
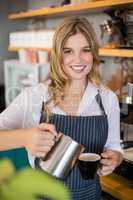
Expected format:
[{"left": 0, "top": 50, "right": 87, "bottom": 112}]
[{"left": 101, "top": 173, "right": 133, "bottom": 200}]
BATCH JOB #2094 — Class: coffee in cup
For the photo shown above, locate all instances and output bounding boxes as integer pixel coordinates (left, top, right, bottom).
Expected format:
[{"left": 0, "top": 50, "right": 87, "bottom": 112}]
[{"left": 78, "top": 153, "right": 101, "bottom": 180}]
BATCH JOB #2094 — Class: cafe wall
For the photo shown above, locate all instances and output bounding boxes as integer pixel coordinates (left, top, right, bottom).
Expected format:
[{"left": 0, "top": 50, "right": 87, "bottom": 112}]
[{"left": 0, "top": 0, "right": 27, "bottom": 85}]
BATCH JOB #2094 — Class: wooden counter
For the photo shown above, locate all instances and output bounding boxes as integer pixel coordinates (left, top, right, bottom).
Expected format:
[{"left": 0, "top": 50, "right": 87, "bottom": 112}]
[{"left": 100, "top": 173, "right": 133, "bottom": 200}]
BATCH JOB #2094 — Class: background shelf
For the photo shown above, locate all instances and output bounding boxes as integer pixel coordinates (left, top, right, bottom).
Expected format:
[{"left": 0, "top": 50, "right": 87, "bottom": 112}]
[
  {"left": 8, "top": 47, "right": 51, "bottom": 52},
  {"left": 99, "top": 48, "right": 133, "bottom": 57},
  {"left": 8, "top": 47, "right": 133, "bottom": 58},
  {"left": 8, "top": 0, "right": 133, "bottom": 20}
]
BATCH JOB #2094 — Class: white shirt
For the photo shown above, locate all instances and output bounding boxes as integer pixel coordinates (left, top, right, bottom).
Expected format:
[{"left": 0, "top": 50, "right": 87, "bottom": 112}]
[{"left": 0, "top": 82, "right": 122, "bottom": 166}]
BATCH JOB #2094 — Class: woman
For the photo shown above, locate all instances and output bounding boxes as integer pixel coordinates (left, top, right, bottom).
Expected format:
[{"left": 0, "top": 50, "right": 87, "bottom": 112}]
[{"left": 0, "top": 16, "right": 122, "bottom": 199}]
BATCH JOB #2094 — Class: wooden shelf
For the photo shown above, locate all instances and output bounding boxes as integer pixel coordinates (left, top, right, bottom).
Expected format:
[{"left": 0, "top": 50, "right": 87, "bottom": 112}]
[
  {"left": 99, "top": 48, "right": 133, "bottom": 57},
  {"left": 8, "top": 0, "right": 133, "bottom": 20},
  {"left": 100, "top": 173, "right": 133, "bottom": 200},
  {"left": 8, "top": 47, "right": 133, "bottom": 58},
  {"left": 8, "top": 47, "right": 51, "bottom": 52}
]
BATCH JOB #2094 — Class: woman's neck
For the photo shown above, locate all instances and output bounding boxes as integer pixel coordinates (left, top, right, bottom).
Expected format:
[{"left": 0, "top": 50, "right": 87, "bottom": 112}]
[
  {"left": 58, "top": 79, "right": 87, "bottom": 115},
  {"left": 64, "top": 79, "right": 87, "bottom": 97}
]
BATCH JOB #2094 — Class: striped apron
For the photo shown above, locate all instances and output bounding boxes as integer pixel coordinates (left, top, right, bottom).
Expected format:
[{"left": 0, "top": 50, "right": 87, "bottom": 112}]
[{"left": 39, "top": 92, "right": 108, "bottom": 200}]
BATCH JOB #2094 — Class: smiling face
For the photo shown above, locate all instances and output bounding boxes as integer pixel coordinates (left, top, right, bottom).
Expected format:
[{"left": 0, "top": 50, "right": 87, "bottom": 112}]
[
  {"left": 49, "top": 17, "right": 101, "bottom": 101},
  {"left": 62, "top": 32, "right": 93, "bottom": 82}
]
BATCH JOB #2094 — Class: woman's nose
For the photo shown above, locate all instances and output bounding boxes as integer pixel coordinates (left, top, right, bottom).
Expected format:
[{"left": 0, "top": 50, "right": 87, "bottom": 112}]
[{"left": 73, "top": 53, "right": 81, "bottom": 63}]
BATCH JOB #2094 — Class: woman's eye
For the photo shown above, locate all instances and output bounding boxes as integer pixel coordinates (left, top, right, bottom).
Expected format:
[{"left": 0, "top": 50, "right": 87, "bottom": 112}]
[
  {"left": 83, "top": 49, "right": 91, "bottom": 52},
  {"left": 63, "top": 49, "right": 72, "bottom": 54}
]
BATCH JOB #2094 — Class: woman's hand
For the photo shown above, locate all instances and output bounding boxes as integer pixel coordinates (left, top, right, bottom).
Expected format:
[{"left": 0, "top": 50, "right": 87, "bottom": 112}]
[
  {"left": 97, "top": 149, "right": 123, "bottom": 176},
  {"left": 24, "top": 123, "right": 58, "bottom": 158}
]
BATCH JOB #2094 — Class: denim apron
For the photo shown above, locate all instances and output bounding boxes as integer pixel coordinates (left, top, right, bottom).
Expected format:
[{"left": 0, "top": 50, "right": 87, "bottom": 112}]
[{"left": 38, "top": 92, "right": 108, "bottom": 200}]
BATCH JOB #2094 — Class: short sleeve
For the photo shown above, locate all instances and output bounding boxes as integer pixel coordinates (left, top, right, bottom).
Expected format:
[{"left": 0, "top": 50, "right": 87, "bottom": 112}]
[
  {"left": 0, "top": 89, "right": 30, "bottom": 129},
  {"left": 0, "top": 83, "right": 48, "bottom": 130}
]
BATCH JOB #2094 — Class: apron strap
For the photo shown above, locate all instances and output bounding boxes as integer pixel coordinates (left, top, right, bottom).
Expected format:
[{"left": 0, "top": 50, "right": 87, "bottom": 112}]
[
  {"left": 39, "top": 102, "right": 45, "bottom": 123},
  {"left": 95, "top": 90, "right": 106, "bottom": 115}
]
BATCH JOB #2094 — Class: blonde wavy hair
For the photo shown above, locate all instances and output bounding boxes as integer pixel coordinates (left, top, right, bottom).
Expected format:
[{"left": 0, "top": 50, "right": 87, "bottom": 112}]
[{"left": 44, "top": 16, "right": 101, "bottom": 116}]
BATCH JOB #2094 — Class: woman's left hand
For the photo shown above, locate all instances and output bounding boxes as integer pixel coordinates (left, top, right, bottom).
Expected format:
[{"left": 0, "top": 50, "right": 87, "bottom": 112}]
[{"left": 97, "top": 149, "right": 123, "bottom": 176}]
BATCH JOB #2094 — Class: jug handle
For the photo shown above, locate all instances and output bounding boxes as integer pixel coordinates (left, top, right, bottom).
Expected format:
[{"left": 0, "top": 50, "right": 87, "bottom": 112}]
[{"left": 41, "top": 132, "right": 63, "bottom": 161}]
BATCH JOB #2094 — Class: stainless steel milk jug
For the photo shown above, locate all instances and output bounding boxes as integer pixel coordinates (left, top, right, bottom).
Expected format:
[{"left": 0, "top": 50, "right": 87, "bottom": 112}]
[{"left": 35, "top": 133, "right": 85, "bottom": 179}]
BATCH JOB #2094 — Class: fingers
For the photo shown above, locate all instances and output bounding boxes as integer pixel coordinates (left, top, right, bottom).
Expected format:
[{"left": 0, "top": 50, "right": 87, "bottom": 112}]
[
  {"left": 97, "top": 165, "right": 115, "bottom": 176},
  {"left": 38, "top": 123, "right": 57, "bottom": 136},
  {"left": 27, "top": 124, "right": 58, "bottom": 157},
  {"left": 29, "top": 139, "right": 55, "bottom": 157},
  {"left": 100, "top": 157, "right": 117, "bottom": 166},
  {"left": 97, "top": 149, "right": 123, "bottom": 176},
  {"left": 101, "top": 149, "right": 123, "bottom": 166},
  {"left": 39, "top": 131, "right": 56, "bottom": 140},
  {"left": 35, "top": 138, "right": 55, "bottom": 147},
  {"left": 31, "top": 145, "right": 54, "bottom": 157},
  {"left": 101, "top": 149, "right": 116, "bottom": 159},
  {"left": 36, "top": 130, "right": 57, "bottom": 148}
]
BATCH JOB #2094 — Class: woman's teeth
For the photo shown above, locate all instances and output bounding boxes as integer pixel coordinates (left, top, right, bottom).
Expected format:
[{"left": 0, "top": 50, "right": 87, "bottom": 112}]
[{"left": 71, "top": 65, "right": 86, "bottom": 72}]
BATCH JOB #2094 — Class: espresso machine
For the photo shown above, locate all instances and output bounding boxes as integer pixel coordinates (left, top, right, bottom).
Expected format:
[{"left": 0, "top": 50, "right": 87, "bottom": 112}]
[{"left": 115, "top": 83, "right": 133, "bottom": 180}]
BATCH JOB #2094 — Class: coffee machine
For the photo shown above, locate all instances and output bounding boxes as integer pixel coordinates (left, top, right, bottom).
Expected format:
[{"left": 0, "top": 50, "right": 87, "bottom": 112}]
[
  {"left": 115, "top": 83, "right": 133, "bottom": 180},
  {"left": 120, "top": 83, "right": 133, "bottom": 124}
]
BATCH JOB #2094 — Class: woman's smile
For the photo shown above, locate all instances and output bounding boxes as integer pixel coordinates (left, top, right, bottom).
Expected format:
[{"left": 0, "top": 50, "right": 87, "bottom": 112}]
[{"left": 70, "top": 65, "right": 86, "bottom": 73}]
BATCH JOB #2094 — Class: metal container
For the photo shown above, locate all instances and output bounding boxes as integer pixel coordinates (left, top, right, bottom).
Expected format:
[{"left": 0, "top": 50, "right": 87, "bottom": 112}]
[
  {"left": 35, "top": 133, "right": 85, "bottom": 180},
  {"left": 122, "top": 83, "right": 133, "bottom": 105}
]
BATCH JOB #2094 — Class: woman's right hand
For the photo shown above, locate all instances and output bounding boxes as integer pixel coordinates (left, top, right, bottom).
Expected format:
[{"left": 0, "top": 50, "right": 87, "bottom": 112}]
[{"left": 24, "top": 123, "right": 57, "bottom": 158}]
